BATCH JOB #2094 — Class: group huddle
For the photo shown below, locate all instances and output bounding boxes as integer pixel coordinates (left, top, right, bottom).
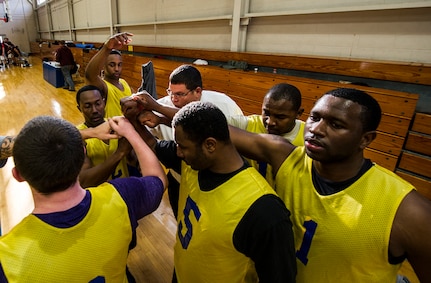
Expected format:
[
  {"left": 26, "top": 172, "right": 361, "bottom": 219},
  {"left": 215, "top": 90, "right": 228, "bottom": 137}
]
[{"left": 0, "top": 32, "right": 430, "bottom": 283}]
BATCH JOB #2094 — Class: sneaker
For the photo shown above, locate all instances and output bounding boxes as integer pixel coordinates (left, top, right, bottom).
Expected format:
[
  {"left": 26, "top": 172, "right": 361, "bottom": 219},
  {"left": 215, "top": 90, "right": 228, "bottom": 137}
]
[
  {"left": 63, "top": 86, "right": 69, "bottom": 89},
  {"left": 69, "top": 88, "right": 76, "bottom": 92}
]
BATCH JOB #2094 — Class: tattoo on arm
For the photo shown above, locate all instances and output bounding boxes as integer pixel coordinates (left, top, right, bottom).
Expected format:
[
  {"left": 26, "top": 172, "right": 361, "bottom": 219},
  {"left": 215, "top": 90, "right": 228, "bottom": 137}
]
[{"left": 1, "top": 136, "right": 15, "bottom": 159}]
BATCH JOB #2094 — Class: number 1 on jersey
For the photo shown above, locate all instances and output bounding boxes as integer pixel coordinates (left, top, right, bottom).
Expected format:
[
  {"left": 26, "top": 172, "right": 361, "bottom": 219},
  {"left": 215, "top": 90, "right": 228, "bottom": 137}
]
[{"left": 296, "top": 219, "right": 317, "bottom": 265}]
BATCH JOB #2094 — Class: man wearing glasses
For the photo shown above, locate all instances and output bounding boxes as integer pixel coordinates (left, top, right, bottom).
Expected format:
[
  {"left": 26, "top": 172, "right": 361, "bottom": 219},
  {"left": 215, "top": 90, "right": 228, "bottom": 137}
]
[{"left": 152, "top": 64, "right": 244, "bottom": 218}]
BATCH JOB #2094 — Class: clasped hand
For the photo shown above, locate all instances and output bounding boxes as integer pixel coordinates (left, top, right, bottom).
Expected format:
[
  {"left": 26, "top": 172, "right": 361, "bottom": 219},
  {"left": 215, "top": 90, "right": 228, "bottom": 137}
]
[{"left": 120, "top": 91, "right": 161, "bottom": 128}]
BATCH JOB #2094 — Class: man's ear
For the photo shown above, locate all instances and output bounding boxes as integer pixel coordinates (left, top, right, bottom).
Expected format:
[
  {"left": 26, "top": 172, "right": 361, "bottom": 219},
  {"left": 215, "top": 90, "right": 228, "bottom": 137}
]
[
  {"left": 12, "top": 167, "right": 26, "bottom": 182},
  {"left": 203, "top": 137, "right": 217, "bottom": 153},
  {"left": 360, "top": 130, "right": 377, "bottom": 150},
  {"left": 194, "top": 87, "right": 203, "bottom": 99},
  {"left": 296, "top": 107, "right": 304, "bottom": 118}
]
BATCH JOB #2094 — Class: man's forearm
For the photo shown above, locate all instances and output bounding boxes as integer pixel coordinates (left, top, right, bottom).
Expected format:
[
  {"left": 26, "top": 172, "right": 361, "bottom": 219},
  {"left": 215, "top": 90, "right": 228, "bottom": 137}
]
[{"left": 80, "top": 122, "right": 119, "bottom": 140}]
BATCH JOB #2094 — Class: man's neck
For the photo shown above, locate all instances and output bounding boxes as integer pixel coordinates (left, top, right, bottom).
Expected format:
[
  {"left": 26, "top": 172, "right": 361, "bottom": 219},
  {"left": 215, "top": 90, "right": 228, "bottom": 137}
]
[
  {"left": 105, "top": 77, "right": 122, "bottom": 89},
  {"left": 210, "top": 145, "right": 245, "bottom": 174},
  {"left": 313, "top": 155, "right": 366, "bottom": 183},
  {"left": 32, "top": 182, "right": 87, "bottom": 214}
]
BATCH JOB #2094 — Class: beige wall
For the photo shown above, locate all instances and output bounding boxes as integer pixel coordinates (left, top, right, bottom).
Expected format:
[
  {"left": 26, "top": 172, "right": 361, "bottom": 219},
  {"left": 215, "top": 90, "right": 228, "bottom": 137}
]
[{"left": 1, "top": 0, "right": 431, "bottom": 64}]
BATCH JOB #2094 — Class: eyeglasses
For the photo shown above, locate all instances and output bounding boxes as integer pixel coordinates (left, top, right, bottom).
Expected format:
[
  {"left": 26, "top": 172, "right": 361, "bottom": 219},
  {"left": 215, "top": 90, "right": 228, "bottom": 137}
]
[{"left": 166, "top": 88, "right": 195, "bottom": 97}]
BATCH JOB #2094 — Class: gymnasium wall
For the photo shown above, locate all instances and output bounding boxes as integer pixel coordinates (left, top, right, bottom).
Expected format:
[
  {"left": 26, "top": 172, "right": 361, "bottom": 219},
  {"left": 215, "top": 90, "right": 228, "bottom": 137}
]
[{"left": 2, "top": 0, "right": 430, "bottom": 64}]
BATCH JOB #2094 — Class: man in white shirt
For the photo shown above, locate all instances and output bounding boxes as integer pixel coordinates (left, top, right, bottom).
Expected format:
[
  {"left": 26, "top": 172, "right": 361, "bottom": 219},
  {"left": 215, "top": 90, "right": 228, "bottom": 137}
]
[{"left": 153, "top": 64, "right": 243, "bottom": 141}]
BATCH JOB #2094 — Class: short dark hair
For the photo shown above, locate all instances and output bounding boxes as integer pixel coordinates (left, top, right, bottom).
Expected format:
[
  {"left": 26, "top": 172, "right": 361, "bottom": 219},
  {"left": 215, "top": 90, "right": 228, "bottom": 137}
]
[
  {"left": 76, "top": 85, "right": 103, "bottom": 106},
  {"left": 13, "top": 116, "right": 85, "bottom": 194},
  {"left": 266, "top": 83, "right": 302, "bottom": 111},
  {"left": 324, "top": 88, "right": 382, "bottom": 132},
  {"left": 169, "top": 64, "right": 203, "bottom": 91},
  {"left": 172, "top": 101, "right": 230, "bottom": 145}
]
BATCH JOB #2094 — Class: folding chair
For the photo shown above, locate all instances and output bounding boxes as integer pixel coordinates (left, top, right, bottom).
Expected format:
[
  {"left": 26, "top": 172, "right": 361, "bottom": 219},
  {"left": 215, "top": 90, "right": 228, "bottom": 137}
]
[{"left": 72, "top": 64, "right": 84, "bottom": 83}]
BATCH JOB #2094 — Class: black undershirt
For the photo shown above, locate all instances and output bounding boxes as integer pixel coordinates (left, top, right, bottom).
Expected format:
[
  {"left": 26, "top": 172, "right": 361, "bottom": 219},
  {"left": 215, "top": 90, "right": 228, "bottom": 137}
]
[{"left": 311, "top": 159, "right": 373, "bottom": 195}]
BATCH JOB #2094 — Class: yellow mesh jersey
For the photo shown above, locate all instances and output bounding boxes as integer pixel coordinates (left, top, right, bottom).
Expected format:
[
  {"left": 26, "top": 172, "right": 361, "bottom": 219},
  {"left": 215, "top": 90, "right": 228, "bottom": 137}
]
[
  {"left": 77, "top": 123, "right": 130, "bottom": 179},
  {"left": 104, "top": 78, "right": 132, "bottom": 118},
  {"left": 174, "top": 163, "right": 276, "bottom": 283},
  {"left": 275, "top": 147, "right": 413, "bottom": 283},
  {"left": 0, "top": 183, "right": 132, "bottom": 282},
  {"left": 245, "top": 115, "right": 304, "bottom": 187}
]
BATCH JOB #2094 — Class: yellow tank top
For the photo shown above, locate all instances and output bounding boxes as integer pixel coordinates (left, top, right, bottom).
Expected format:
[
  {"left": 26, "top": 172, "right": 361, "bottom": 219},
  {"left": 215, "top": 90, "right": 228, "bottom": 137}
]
[
  {"left": 0, "top": 183, "right": 132, "bottom": 282},
  {"left": 245, "top": 115, "right": 304, "bottom": 187},
  {"left": 275, "top": 147, "right": 413, "bottom": 282},
  {"left": 104, "top": 78, "right": 132, "bottom": 118},
  {"left": 174, "top": 163, "right": 276, "bottom": 283},
  {"left": 77, "top": 123, "right": 130, "bottom": 179}
]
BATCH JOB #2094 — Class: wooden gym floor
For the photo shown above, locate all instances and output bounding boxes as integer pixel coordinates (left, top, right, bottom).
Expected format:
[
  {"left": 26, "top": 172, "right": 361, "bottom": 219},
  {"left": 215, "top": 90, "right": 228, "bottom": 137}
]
[{"left": 0, "top": 57, "right": 418, "bottom": 282}]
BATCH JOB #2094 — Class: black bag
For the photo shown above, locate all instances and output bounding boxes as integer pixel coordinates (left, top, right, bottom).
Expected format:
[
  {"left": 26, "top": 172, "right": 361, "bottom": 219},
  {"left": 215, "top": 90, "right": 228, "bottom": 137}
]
[
  {"left": 137, "top": 61, "right": 157, "bottom": 99},
  {"left": 70, "top": 63, "right": 78, "bottom": 75},
  {"left": 222, "top": 60, "right": 248, "bottom": 71}
]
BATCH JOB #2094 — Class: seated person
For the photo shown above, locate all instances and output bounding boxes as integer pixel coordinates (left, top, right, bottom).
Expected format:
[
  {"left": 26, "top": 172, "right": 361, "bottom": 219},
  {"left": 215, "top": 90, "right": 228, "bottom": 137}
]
[{"left": 2, "top": 38, "right": 29, "bottom": 66}]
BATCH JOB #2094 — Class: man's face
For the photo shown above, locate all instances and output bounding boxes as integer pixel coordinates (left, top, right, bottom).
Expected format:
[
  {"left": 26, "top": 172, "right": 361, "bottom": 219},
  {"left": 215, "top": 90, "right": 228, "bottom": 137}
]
[
  {"left": 261, "top": 95, "right": 302, "bottom": 135},
  {"left": 78, "top": 90, "right": 106, "bottom": 128},
  {"left": 104, "top": 54, "right": 122, "bottom": 81},
  {"left": 304, "top": 95, "right": 365, "bottom": 163},
  {"left": 174, "top": 125, "right": 209, "bottom": 170},
  {"left": 167, "top": 83, "right": 200, "bottom": 108}
]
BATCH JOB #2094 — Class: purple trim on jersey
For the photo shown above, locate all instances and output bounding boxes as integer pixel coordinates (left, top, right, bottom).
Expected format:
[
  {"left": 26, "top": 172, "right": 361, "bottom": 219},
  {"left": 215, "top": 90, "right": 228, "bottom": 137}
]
[{"left": 35, "top": 191, "right": 92, "bottom": 227}]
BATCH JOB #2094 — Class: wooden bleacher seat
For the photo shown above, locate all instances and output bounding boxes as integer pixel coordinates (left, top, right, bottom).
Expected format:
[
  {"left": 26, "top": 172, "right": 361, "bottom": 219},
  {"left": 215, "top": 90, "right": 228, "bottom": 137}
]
[{"left": 396, "top": 113, "right": 431, "bottom": 199}]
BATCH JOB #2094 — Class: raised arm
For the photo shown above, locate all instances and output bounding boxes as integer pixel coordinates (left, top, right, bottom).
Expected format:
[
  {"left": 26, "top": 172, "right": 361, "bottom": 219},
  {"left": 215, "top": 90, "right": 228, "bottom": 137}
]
[
  {"left": 131, "top": 91, "right": 180, "bottom": 121},
  {"left": 1, "top": 125, "right": 119, "bottom": 161},
  {"left": 79, "top": 121, "right": 120, "bottom": 140},
  {"left": 108, "top": 116, "right": 167, "bottom": 188},
  {"left": 229, "top": 125, "right": 295, "bottom": 175},
  {"left": 85, "top": 32, "right": 133, "bottom": 97}
]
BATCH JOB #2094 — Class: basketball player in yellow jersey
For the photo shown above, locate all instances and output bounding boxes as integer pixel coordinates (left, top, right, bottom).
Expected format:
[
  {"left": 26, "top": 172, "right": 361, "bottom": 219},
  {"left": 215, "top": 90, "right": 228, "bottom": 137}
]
[
  {"left": 0, "top": 115, "right": 167, "bottom": 282},
  {"left": 228, "top": 83, "right": 304, "bottom": 186},
  {"left": 124, "top": 101, "right": 296, "bottom": 282},
  {"left": 229, "top": 88, "right": 431, "bottom": 282},
  {"left": 85, "top": 32, "right": 133, "bottom": 117},
  {"left": 76, "top": 85, "right": 139, "bottom": 188}
]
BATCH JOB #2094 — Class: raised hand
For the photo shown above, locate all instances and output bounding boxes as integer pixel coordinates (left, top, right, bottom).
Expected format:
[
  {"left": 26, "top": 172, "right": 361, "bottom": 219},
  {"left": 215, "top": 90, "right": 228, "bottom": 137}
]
[
  {"left": 108, "top": 116, "right": 135, "bottom": 138},
  {"left": 104, "top": 32, "right": 133, "bottom": 50},
  {"left": 131, "top": 91, "right": 159, "bottom": 111}
]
